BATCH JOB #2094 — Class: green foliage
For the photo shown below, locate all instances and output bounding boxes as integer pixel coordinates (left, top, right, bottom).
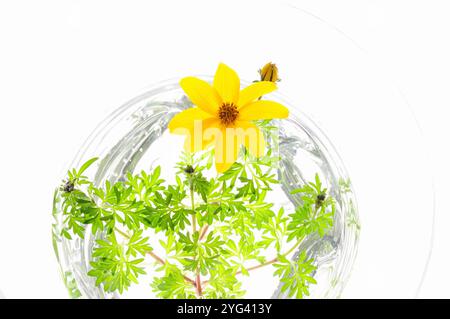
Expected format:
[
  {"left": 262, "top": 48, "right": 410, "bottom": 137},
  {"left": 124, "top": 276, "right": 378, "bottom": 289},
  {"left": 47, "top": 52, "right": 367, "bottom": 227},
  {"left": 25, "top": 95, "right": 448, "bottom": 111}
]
[
  {"left": 56, "top": 145, "right": 335, "bottom": 298},
  {"left": 261, "top": 207, "right": 289, "bottom": 252},
  {"left": 218, "top": 149, "right": 278, "bottom": 202},
  {"left": 151, "top": 265, "right": 196, "bottom": 299},
  {"left": 87, "top": 232, "right": 148, "bottom": 294},
  {"left": 288, "top": 174, "right": 335, "bottom": 240},
  {"left": 273, "top": 252, "right": 317, "bottom": 299},
  {"left": 203, "top": 264, "right": 245, "bottom": 298},
  {"left": 178, "top": 231, "right": 225, "bottom": 275}
]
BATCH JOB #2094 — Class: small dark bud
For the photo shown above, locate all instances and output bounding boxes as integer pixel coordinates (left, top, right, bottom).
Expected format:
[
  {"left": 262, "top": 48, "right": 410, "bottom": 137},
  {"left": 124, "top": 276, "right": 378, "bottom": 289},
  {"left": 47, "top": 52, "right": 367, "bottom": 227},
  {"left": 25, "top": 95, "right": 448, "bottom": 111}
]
[
  {"left": 184, "top": 165, "right": 195, "bottom": 174},
  {"left": 316, "top": 193, "right": 326, "bottom": 206},
  {"left": 61, "top": 180, "right": 75, "bottom": 193}
]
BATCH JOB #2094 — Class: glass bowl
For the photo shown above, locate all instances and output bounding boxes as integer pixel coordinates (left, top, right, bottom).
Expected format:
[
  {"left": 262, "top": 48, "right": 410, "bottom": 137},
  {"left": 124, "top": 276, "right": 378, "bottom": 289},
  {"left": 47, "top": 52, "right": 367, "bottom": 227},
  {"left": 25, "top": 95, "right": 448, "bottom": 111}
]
[{"left": 52, "top": 78, "right": 359, "bottom": 298}]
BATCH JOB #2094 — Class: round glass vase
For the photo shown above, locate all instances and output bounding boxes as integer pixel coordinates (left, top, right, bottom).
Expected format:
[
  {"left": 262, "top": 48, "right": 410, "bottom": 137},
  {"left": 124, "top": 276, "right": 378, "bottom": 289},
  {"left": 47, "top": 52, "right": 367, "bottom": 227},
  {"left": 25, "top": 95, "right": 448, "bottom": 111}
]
[{"left": 52, "top": 78, "right": 359, "bottom": 299}]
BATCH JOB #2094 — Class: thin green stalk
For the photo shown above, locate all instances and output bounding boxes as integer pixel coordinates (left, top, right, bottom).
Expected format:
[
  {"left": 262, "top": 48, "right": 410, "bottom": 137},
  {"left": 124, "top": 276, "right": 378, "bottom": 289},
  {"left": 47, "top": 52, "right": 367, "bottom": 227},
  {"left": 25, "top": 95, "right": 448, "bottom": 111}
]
[
  {"left": 202, "top": 237, "right": 304, "bottom": 286},
  {"left": 190, "top": 184, "right": 196, "bottom": 232}
]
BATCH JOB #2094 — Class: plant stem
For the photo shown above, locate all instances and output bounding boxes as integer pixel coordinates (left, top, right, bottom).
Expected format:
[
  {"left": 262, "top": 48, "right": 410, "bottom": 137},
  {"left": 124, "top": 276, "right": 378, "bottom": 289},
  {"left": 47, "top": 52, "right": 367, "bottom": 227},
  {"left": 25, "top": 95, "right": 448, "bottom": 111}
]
[
  {"left": 195, "top": 273, "right": 202, "bottom": 297},
  {"left": 114, "top": 227, "right": 130, "bottom": 239},
  {"left": 284, "top": 238, "right": 304, "bottom": 257},
  {"left": 236, "top": 257, "right": 278, "bottom": 275},
  {"left": 199, "top": 225, "right": 209, "bottom": 241},
  {"left": 146, "top": 250, "right": 165, "bottom": 265},
  {"left": 190, "top": 185, "right": 196, "bottom": 232},
  {"left": 188, "top": 183, "right": 202, "bottom": 297},
  {"left": 201, "top": 238, "right": 304, "bottom": 286}
]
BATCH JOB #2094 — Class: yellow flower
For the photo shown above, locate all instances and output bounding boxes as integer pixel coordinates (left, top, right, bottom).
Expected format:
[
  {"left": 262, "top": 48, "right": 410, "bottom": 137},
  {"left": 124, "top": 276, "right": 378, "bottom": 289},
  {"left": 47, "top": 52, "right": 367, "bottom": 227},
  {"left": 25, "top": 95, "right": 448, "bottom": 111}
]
[
  {"left": 259, "top": 62, "right": 279, "bottom": 82},
  {"left": 169, "top": 63, "right": 289, "bottom": 173}
]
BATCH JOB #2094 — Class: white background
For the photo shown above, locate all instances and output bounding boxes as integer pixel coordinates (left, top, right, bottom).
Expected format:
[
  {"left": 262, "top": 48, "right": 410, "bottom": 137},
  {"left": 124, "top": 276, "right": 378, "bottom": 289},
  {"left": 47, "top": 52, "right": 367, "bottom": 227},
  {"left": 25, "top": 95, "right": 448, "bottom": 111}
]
[{"left": 0, "top": 0, "right": 449, "bottom": 298}]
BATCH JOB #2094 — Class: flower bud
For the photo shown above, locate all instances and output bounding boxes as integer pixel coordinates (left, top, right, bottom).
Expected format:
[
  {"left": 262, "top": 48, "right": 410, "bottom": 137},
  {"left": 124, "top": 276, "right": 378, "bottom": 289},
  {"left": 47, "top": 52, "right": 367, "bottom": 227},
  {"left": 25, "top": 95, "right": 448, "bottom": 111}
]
[
  {"left": 61, "top": 180, "right": 75, "bottom": 193},
  {"left": 259, "top": 62, "right": 279, "bottom": 82},
  {"left": 316, "top": 193, "right": 326, "bottom": 207},
  {"left": 184, "top": 165, "right": 195, "bottom": 174}
]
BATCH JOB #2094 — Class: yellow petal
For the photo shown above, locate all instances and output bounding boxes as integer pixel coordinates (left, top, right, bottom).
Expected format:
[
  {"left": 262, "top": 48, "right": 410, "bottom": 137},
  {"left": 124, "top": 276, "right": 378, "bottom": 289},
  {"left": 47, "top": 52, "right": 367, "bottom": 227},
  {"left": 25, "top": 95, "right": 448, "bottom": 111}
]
[
  {"left": 235, "top": 121, "right": 266, "bottom": 157},
  {"left": 237, "top": 81, "right": 277, "bottom": 108},
  {"left": 239, "top": 100, "right": 289, "bottom": 120},
  {"left": 183, "top": 118, "right": 220, "bottom": 153},
  {"left": 213, "top": 63, "right": 240, "bottom": 104},
  {"left": 168, "top": 107, "right": 213, "bottom": 134},
  {"left": 180, "top": 77, "right": 222, "bottom": 115},
  {"left": 214, "top": 127, "right": 241, "bottom": 173}
]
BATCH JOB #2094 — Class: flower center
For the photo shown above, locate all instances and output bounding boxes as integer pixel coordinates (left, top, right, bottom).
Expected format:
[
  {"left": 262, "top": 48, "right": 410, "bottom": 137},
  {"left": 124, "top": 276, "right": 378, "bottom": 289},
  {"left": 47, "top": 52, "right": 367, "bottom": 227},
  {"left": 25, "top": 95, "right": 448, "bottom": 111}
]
[{"left": 218, "top": 103, "right": 239, "bottom": 126}]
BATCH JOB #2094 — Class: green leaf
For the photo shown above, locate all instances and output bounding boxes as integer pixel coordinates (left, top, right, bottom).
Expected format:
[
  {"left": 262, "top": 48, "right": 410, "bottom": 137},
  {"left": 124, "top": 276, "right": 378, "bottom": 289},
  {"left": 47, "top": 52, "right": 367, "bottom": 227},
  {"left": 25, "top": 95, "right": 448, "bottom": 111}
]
[
  {"left": 88, "top": 232, "right": 148, "bottom": 293},
  {"left": 76, "top": 157, "right": 98, "bottom": 177},
  {"left": 151, "top": 270, "right": 196, "bottom": 299},
  {"left": 273, "top": 251, "right": 317, "bottom": 299}
]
